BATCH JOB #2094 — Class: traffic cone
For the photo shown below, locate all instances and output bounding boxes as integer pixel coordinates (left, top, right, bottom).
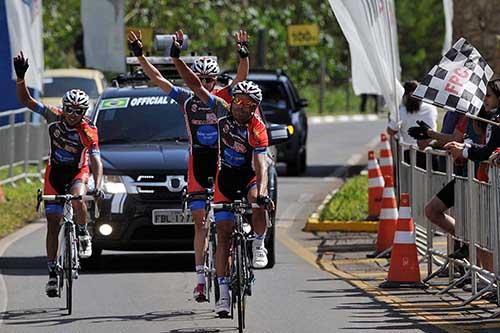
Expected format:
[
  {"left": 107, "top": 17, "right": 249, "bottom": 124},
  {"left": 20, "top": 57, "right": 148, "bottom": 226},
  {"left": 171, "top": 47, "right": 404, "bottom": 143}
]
[
  {"left": 380, "top": 193, "right": 426, "bottom": 288},
  {"left": 379, "top": 133, "right": 394, "bottom": 180},
  {"left": 367, "top": 150, "right": 384, "bottom": 219},
  {"left": 367, "top": 175, "right": 397, "bottom": 258}
]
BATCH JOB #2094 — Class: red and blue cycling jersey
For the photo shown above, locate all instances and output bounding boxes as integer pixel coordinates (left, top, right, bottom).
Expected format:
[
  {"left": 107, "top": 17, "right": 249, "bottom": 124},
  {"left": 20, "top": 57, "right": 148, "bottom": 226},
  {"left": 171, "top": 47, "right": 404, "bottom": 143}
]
[{"left": 34, "top": 102, "right": 100, "bottom": 169}]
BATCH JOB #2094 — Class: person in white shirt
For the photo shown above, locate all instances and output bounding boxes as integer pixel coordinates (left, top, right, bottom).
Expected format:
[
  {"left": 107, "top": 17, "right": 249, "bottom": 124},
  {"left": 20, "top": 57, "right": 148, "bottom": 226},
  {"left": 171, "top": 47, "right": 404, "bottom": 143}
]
[{"left": 387, "top": 80, "right": 438, "bottom": 168}]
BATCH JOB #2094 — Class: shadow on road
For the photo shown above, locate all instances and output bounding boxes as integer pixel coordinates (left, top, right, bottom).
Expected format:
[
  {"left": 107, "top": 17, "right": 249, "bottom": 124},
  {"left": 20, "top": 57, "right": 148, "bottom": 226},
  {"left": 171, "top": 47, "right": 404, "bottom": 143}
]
[
  {"left": 0, "top": 307, "right": 238, "bottom": 331},
  {"left": 0, "top": 253, "right": 195, "bottom": 276}
]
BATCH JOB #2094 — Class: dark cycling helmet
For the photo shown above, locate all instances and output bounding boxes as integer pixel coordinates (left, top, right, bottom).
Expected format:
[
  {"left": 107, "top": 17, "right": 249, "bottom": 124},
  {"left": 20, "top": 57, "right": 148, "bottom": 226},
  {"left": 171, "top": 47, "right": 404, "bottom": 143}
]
[
  {"left": 62, "top": 89, "right": 90, "bottom": 111},
  {"left": 191, "top": 57, "right": 220, "bottom": 77},
  {"left": 232, "top": 80, "right": 263, "bottom": 104}
]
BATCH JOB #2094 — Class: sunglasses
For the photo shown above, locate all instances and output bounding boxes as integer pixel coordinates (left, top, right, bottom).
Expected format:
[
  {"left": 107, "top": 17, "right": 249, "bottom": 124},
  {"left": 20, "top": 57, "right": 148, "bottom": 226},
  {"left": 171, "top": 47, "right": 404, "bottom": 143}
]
[
  {"left": 232, "top": 97, "right": 257, "bottom": 108},
  {"left": 63, "top": 107, "right": 86, "bottom": 115},
  {"left": 200, "top": 77, "right": 216, "bottom": 84}
]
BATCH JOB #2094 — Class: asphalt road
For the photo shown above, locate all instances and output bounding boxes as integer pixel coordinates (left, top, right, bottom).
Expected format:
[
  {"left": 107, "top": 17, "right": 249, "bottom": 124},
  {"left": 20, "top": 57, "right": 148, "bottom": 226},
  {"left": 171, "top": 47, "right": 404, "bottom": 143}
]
[{"left": 0, "top": 118, "right": 443, "bottom": 333}]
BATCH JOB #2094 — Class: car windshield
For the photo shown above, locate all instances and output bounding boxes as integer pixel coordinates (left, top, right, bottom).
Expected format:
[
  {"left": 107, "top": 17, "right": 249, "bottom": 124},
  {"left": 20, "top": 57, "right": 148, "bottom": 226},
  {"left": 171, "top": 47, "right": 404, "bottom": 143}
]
[
  {"left": 95, "top": 95, "right": 188, "bottom": 144},
  {"left": 43, "top": 77, "right": 99, "bottom": 99},
  {"left": 254, "top": 81, "right": 289, "bottom": 110}
]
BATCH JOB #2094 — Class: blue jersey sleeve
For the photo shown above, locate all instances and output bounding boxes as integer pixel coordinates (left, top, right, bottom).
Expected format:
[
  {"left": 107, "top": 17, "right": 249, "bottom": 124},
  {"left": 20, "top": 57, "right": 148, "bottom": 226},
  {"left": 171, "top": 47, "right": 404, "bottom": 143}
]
[{"left": 168, "top": 86, "right": 193, "bottom": 105}]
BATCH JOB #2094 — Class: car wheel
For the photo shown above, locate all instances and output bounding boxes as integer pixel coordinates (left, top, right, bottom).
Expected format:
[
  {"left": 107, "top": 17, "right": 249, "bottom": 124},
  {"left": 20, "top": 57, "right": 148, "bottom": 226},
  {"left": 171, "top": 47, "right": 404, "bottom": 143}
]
[
  {"left": 286, "top": 154, "right": 301, "bottom": 176},
  {"left": 300, "top": 148, "right": 307, "bottom": 173},
  {"left": 80, "top": 246, "right": 102, "bottom": 271},
  {"left": 264, "top": 211, "right": 276, "bottom": 269}
]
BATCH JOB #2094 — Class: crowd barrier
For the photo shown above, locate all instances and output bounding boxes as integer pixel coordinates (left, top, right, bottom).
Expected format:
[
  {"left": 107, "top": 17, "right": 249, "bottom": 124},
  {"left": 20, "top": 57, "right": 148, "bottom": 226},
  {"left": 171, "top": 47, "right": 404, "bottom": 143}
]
[
  {"left": 0, "top": 108, "right": 49, "bottom": 185},
  {"left": 395, "top": 140, "right": 500, "bottom": 314}
]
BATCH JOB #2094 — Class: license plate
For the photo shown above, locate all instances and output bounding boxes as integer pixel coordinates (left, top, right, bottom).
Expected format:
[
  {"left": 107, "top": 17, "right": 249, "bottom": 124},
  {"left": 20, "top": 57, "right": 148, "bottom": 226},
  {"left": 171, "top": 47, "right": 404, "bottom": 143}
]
[{"left": 152, "top": 209, "right": 193, "bottom": 225}]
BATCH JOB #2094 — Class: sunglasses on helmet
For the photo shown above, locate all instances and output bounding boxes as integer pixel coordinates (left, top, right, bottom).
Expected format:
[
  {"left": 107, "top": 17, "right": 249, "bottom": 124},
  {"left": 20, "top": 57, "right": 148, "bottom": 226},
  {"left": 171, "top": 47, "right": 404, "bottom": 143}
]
[
  {"left": 63, "top": 106, "right": 86, "bottom": 115},
  {"left": 232, "top": 97, "right": 257, "bottom": 108}
]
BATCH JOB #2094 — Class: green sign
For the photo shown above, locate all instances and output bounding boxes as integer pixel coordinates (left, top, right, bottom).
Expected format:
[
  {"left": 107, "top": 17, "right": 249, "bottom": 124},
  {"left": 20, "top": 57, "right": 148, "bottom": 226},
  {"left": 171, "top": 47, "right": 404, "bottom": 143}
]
[{"left": 100, "top": 98, "right": 130, "bottom": 110}]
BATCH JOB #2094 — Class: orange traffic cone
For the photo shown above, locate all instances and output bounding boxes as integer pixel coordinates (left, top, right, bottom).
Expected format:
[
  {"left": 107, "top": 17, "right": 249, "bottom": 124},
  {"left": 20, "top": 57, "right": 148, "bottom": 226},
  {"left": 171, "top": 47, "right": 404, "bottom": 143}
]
[
  {"left": 367, "top": 150, "right": 384, "bottom": 219},
  {"left": 379, "top": 133, "right": 394, "bottom": 180},
  {"left": 367, "top": 175, "right": 397, "bottom": 258},
  {"left": 380, "top": 193, "right": 426, "bottom": 288},
  {"left": 0, "top": 184, "right": 5, "bottom": 204}
]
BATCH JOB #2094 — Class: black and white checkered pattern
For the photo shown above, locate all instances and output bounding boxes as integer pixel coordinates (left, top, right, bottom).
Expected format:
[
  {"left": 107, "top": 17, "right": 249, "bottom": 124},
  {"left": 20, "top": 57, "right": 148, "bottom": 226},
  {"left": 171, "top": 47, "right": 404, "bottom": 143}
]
[{"left": 413, "top": 38, "right": 493, "bottom": 115}]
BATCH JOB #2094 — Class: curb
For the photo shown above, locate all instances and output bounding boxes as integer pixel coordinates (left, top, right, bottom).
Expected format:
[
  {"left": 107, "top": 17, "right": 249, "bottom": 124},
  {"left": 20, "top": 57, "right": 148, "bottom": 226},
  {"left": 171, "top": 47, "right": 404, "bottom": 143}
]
[
  {"left": 309, "top": 114, "right": 380, "bottom": 125},
  {"left": 303, "top": 218, "right": 378, "bottom": 233}
]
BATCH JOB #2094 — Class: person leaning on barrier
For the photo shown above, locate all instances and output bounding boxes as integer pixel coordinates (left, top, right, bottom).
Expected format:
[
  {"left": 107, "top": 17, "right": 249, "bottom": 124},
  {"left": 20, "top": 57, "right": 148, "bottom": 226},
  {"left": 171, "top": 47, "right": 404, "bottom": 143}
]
[
  {"left": 422, "top": 80, "right": 500, "bottom": 264},
  {"left": 387, "top": 80, "right": 437, "bottom": 169}
]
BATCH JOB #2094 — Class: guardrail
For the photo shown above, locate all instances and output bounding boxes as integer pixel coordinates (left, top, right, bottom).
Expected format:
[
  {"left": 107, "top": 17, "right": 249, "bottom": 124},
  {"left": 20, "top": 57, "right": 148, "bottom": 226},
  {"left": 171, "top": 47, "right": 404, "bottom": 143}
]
[
  {"left": 396, "top": 141, "right": 500, "bottom": 313},
  {"left": 0, "top": 108, "right": 49, "bottom": 185}
]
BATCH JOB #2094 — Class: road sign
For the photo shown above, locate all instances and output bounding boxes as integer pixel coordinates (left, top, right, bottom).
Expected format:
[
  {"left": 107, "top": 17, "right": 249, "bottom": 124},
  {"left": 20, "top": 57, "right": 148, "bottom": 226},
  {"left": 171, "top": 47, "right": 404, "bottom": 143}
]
[{"left": 287, "top": 24, "right": 320, "bottom": 46}]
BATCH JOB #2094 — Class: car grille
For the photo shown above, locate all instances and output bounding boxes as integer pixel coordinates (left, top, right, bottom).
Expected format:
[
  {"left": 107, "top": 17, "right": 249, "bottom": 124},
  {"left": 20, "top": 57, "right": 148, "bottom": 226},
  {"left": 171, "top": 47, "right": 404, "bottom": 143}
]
[{"left": 130, "top": 173, "right": 187, "bottom": 201}]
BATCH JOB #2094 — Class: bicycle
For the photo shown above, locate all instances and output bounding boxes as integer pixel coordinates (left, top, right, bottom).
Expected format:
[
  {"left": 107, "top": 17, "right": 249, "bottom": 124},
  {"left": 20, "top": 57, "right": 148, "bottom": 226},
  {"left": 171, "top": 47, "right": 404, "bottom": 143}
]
[
  {"left": 36, "top": 189, "right": 96, "bottom": 315},
  {"left": 212, "top": 199, "right": 268, "bottom": 333},
  {"left": 181, "top": 183, "right": 218, "bottom": 303}
]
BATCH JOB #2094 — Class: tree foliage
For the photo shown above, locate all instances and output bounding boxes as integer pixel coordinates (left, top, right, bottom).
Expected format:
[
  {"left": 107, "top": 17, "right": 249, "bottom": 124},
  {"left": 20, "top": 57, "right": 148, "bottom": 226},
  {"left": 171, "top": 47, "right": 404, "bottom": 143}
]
[{"left": 42, "top": 0, "right": 445, "bottom": 88}]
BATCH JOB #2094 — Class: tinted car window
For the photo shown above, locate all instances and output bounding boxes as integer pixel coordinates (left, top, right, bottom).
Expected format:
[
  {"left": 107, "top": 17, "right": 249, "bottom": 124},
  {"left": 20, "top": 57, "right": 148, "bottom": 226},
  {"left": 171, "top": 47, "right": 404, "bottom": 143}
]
[
  {"left": 44, "top": 77, "right": 99, "bottom": 99},
  {"left": 254, "top": 81, "right": 290, "bottom": 110},
  {"left": 96, "top": 96, "right": 188, "bottom": 144}
]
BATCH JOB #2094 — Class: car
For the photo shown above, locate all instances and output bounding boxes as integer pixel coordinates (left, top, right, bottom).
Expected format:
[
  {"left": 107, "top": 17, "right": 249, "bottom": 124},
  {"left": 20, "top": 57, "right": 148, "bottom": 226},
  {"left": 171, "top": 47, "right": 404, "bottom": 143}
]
[
  {"left": 83, "top": 56, "right": 289, "bottom": 269},
  {"left": 42, "top": 68, "right": 107, "bottom": 111},
  {"left": 222, "top": 69, "right": 308, "bottom": 176}
]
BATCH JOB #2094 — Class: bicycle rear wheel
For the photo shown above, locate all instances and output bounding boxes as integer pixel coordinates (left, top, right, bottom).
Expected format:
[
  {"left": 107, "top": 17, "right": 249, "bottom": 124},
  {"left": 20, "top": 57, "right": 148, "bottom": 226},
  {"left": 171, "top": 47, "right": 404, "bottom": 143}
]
[{"left": 64, "top": 226, "right": 73, "bottom": 315}]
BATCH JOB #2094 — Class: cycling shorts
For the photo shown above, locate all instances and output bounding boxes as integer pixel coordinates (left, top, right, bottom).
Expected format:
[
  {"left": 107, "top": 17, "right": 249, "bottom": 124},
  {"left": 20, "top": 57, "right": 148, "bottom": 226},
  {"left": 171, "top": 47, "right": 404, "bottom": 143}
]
[
  {"left": 436, "top": 179, "right": 455, "bottom": 208},
  {"left": 43, "top": 165, "right": 89, "bottom": 215},
  {"left": 214, "top": 166, "right": 257, "bottom": 223},
  {"left": 187, "top": 149, "right": 218, "bottom": 210}
]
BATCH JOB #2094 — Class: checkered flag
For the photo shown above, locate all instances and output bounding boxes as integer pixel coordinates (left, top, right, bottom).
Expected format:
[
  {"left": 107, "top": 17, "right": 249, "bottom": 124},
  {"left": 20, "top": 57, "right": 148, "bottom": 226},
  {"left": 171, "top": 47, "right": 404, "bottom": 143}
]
[{"left": 412, "top": 38, "right": 493, "bottom": 115}]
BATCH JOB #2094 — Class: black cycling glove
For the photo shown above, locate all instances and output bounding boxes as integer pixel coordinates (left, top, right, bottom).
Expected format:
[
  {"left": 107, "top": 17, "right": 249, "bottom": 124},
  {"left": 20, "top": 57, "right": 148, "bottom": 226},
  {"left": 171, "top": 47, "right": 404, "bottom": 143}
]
[
  {"left": 237, "top": 41, "right": 249, "bottom": 59},
  {"left": 170, "top": 37, "right": 182, "bottom": 58},
  {"left": 407, "top": 120, "right": 431, "bottom": 140},
  {"left": 256, "top": 195, "right": 271, "bottom": 208},
  {"left": 13, "top": 55, "right": 29, "bottom": 79},
  {"left": 128, "top": 39, "right": 143, "bottom": 57}
]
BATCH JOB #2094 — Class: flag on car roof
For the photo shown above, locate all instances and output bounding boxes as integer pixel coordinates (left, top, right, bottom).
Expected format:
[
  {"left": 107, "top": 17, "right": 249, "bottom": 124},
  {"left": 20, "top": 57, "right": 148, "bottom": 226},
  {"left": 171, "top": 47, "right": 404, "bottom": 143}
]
[{"left": 412, "top": 38, "right": 493, "bottom": 115}]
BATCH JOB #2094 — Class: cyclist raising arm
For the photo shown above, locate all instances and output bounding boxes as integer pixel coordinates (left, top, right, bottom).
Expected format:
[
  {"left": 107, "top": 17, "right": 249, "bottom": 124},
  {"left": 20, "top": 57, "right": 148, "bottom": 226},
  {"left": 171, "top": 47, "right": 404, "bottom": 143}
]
[
  {"left": 13, "top": 52, "right": 103, "bottom": 297},
  {"left": 171, "top": 44, "right": 273, "bottom": 317},
  {"left": 127, "top": 29, "right": 249, "bottom": 303}
]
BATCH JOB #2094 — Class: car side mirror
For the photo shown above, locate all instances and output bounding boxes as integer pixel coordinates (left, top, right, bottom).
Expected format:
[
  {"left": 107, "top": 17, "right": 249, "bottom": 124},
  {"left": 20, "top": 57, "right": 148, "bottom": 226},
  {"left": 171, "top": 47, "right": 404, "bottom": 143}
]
[
  {"left": 267, "top": 123, "right": 293, "bottom": 146},
  {"left": 298, "top": 98, "right": 309, "bottom": 108}
]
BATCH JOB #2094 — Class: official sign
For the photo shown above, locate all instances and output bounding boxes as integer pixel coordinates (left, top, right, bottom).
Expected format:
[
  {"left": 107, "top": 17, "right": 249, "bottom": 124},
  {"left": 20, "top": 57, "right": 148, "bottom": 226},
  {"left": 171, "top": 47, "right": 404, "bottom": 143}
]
[{"left": 287, "top": 24, "right": 319, "bottom": 46}]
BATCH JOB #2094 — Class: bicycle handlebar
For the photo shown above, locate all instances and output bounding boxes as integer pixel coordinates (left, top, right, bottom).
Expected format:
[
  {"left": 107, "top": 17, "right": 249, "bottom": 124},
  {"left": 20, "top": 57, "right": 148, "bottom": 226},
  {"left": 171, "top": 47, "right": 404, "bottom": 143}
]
[
  {"left": 212, "top": 202, "right": 262, "bottom": 210},
  {"left": 40, "top": 194, "right": 95, "bottom": 201}
]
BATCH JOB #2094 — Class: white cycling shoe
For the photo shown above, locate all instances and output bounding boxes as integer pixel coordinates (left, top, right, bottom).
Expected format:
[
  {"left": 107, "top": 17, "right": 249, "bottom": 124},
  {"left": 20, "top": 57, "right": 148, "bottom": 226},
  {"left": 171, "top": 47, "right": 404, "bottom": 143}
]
[
  {"left": 252, "top": 244, "right": 268, "bottom": 269},
  {"left": 215, "top": 296, "right": 231, "bottom": 317},
  {"left": 78, "top": 235, "right": 92, "bottom": 258}
]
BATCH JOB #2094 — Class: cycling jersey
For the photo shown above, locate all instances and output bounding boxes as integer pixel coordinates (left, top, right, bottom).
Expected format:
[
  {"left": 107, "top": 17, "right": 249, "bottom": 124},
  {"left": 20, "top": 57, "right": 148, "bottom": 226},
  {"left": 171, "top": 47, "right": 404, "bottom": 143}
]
[
  {"left": 213, "top": 86, "right": 232, "bottom": 104},
  {"left": 34, "top": 102, "right": 100, "bottom": 168},
  {"left": 33, "top": 102, "right": 99, "bottom": 196}
]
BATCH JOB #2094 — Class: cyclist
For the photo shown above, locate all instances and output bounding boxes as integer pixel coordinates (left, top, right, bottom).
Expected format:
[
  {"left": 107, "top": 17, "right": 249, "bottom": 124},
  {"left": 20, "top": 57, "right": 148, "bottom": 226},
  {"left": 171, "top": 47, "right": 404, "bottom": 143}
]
[
  {"left": 170, "top": 44, "right": 273, "bottom": 315},
  {"left": 13, "top": 52, "right": 103, "bottom": 297},
  {"left": 127, "top": 29, "right": 250, "bottom": 303}
]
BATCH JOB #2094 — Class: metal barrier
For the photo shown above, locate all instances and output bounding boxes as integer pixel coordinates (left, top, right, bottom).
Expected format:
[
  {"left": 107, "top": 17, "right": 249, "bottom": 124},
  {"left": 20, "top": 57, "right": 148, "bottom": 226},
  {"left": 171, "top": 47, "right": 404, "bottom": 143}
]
[
  {"left": 396, "top": 141, "right": 500, "bottom": 311},
  {"left": 0, "top": 108, "right": 49, "bottom": 185}
]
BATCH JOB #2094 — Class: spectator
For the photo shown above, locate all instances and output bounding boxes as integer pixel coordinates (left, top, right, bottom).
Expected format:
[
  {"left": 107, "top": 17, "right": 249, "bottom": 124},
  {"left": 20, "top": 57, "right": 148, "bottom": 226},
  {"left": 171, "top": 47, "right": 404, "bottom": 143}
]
[
  {"left": 421, "top": 79, "right": 500, "bottom": 268},
  {"left": 387, "top": 80, "right": 438, "bottom": 168},
  {"left": 359, "top": 93, "right": 379, "bottom": 113}
]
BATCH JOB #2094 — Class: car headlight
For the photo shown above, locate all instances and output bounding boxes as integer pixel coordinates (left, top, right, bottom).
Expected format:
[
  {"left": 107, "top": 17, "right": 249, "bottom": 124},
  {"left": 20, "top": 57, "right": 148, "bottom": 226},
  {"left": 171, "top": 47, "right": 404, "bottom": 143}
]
[{"left": 103, "top": 175, "right": 127, "bottom": 193}]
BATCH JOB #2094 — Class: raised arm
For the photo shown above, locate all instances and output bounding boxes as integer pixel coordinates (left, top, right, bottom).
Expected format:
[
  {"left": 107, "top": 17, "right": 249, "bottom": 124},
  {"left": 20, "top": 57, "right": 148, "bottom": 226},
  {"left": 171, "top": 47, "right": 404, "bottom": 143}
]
[
  {"left": 13, "top": 52, "right": 39, "bottom": 111},
  {"left": 128, "top": 31, "right": 174, "bottom": 95},
  {"left": 230, "top": 30, "right": 249, "bottom": 88},
  {"left": 170, "top": 31, "right": 212, "bottom": 104}
]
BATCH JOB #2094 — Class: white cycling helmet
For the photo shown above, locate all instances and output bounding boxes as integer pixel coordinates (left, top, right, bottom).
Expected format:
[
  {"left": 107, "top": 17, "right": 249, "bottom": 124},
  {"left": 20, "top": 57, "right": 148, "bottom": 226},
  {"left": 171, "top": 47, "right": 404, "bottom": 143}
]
[
  {"left": 62, "top": 89, "right": 90, "bottom": 110},
  {"left": 232, "top": 80, "right": 263, "bottom": 104},
  {"left": 191, "top": 57, "right": 220, "bottom": 77}
]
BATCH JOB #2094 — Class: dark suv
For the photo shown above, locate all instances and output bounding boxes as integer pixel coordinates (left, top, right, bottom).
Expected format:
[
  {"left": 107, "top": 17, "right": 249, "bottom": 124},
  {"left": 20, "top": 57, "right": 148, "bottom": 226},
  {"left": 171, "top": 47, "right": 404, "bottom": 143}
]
[
  {"left": 84, "top": 57, "right": 288, "bottom": 269},
  {"left": 222, "top": 70, "right": 308, "bottom": 175}
]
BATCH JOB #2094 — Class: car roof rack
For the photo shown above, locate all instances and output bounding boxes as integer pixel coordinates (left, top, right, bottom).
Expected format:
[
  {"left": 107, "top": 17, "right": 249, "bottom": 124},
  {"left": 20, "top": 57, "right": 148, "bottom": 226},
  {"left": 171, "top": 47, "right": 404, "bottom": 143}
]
[{"left": 111, "top": 55, "right": 218, "bottom": 88}]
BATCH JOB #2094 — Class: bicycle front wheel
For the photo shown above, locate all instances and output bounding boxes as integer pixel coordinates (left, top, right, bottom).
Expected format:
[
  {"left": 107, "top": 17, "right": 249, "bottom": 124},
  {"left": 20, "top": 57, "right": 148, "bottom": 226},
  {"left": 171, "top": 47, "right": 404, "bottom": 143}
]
[
  {"left": 234, "top": 237, "right": 246, "bottom": 332},
  {"left": 64, "top": 226, "right": 73, "bottom": 315}
]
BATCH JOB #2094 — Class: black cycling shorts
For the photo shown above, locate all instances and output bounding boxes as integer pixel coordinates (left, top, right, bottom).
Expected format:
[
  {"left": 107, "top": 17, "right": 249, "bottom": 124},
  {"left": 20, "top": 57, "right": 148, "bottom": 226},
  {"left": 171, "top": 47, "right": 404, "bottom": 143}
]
[{"left": 436, "top": 179, "right": 455, "bottom": 208}]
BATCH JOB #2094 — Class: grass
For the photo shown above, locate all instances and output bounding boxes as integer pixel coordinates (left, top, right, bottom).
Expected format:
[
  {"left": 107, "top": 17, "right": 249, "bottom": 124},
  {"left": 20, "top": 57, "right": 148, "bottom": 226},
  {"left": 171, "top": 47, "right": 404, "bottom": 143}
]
[
  {"left": 320, "top": 175, "right": 368, "bottom": 221},
  {"left": 301, "top": 84, "right": 378, "bottom": 116},
  {"left": 0, "top": 178, "right": 43, "bottom": 239}
]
